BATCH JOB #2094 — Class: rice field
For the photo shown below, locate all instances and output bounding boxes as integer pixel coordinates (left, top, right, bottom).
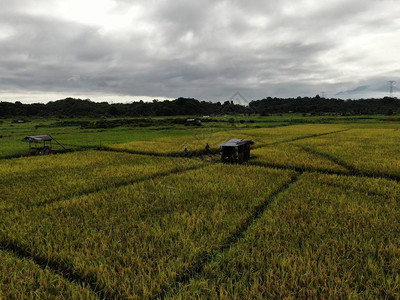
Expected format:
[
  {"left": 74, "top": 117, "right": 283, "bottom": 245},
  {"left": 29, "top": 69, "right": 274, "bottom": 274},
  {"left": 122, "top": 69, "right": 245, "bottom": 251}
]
[
  {"left": 293, "top": 128, "right": 400, "bottom": 178},
  {"left": 1, "top": 165, "right": 296, "bottom": 298},
  {"left": 251, "top": 143, "right": 349, "bottom": 173},
  {"left": 0, "top": 151, "right": 204, "bottom": 211},
  {"left": 106, "top": 124, "right": 348, "bottom": 156},
  {"left": 170, "top": 173, "right": 400, "bottom": 299},
  {"left": 0, "top": 250, "right": 97, "bottom": 299},
  {"left": 1, "top": 121, "right": 400, "bottom": 298}
]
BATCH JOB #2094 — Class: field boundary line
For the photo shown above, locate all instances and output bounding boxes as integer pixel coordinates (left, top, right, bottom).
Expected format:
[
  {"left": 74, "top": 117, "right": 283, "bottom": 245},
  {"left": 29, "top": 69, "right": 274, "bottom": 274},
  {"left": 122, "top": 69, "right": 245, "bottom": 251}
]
[
  {"left": 249, "top": 161, "right": 349, "bottom": 176},
  {"left": 101, "top": 147, "right": 178, "bottom": 157},
  {"left": 298, "top": 145, "right": 358, "bottom": 173},
  {"left": 318, "top": 181, "right": 395, "bottom": 199},
  {"left": 0, "top": 240, "right": 110, "bottom": 300},
  {"left": 254, "top": 129, "right": 350, "bottom": 149},
  {"left": 0, "top": 148, "right": 93, "bottom": 161},
  {"left": 0, "top": 127, "right": 348, "bottom": 161},
  {"left": 34, "top": 164, "right": 209, "bottom": 209},
  {"left": 100, "top": 147, "right": 221, "bottom": 159},
  {"left": 100, "top": 129, "right": 350, "bottom": 158},
  {"left": 0, "top": 154, "right": 29, "bottom": 160},
  {"left": 219, "top": 173, "right": 300, "bottom": 249},
  {"left": 1, "top": 164, "right": 209, "bottom": 214},
  {"left": 153, "top": 172, "right": 301, "bottom": 300},
  {"left": 248, "top": 161, "right": 400, "bottom": 183}
]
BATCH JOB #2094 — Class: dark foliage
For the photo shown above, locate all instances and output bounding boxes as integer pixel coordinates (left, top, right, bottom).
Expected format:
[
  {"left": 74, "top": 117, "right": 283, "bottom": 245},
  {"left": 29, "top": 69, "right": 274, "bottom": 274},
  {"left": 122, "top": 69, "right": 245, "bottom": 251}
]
[
  {"left": 0, "top": 97, "right": 248, "bottom": 117},
  {"left": 0, "top": 96, "right": 399, "bottom": 117},
  {"left": 250, "top": 96, "right": 400, "bottom": 115}
]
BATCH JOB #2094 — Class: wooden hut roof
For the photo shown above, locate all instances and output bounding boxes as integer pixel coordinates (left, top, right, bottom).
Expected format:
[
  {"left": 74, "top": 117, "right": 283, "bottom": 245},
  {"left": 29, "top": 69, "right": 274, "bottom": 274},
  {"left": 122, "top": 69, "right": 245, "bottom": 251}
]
[
  {"left": 220, "top": 139, "right": 254, "bottom": 147},
  {"left": 24, "top": 135, "right": 53, "bottom": 141}
]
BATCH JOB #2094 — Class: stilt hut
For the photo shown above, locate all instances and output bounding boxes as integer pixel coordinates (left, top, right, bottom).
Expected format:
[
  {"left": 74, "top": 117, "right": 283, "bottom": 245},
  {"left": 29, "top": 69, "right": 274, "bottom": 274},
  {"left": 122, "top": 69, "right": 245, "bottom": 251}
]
[
  {"left": 220, "top": 139, "right": 254, "bottom": 163},
  {"left": 24, "top": 135, "right": 65, "bottom": 155}
]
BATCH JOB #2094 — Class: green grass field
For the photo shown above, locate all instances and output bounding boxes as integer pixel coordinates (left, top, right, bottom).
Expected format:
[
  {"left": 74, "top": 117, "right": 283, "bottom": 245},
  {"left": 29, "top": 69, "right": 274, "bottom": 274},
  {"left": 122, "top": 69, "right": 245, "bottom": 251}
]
[{"left": 1, "top": 115, "right": 400, "bottom": 298}]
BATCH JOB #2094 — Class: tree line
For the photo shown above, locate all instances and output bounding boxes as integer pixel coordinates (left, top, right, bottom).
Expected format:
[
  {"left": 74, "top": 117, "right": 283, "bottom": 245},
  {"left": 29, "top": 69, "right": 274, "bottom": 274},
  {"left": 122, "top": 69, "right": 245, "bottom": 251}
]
[{"left": 0, "top": 96, "right": 399, "bottom": 117}]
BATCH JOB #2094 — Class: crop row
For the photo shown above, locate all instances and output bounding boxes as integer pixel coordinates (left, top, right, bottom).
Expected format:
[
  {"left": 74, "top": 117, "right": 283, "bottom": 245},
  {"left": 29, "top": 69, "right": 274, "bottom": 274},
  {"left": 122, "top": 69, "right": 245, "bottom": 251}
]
[
  {"left": 0, "top": 164, "right": 296, "bottom": 298},
  {"left": 170, "top": 172, "right": 400, "bottom": 299}
]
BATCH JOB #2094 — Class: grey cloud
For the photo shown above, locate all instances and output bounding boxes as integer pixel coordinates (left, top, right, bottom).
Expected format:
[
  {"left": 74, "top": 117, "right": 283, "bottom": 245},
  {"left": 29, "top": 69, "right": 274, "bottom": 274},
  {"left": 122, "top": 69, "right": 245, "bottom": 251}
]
[{"left": 0, "top": 0, "right": 399, "bottom": 102}]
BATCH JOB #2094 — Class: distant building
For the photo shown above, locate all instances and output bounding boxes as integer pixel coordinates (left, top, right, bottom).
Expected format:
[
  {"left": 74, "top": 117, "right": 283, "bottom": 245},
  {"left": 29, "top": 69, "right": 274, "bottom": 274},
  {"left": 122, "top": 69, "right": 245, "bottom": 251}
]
[{"left": 185, "top": 119, "right": 201, "bottom": 126}]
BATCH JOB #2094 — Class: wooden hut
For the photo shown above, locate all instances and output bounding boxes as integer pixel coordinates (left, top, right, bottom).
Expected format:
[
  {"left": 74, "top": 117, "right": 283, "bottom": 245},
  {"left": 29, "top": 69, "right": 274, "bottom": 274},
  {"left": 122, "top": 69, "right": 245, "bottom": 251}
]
[
  {"left": 220, "top": 139, "right": 254, "bottom": 163},
  {"left": 24, "top": 135, "right": 65, "bottom": 155}
]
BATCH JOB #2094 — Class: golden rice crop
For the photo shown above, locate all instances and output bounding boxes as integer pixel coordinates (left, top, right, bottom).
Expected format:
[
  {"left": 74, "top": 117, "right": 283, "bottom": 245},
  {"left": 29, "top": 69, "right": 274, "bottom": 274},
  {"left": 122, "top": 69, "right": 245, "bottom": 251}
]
[
  {"left": 107, "top": 124, "right": 347, "bottom": 156},
  {"left": 0, "top": 250, "right": 97, "bottom": 299},
  {"left": 250, "top": 144, "right": 349, "bottom": 173},
  {"left": 0, "top": 150, "right": 204, "bottom": 211},
  {"left": 2, "top": 122, "right": 394, "bottom": 299},
  {"left": 0, "top": 165, "right": 296, "bottom": 299},
  {"left": 293, "top": 128, "right": 400, "bottom": 177},
  {"left": 170, "top": 172, "right": 400, "bottom": 299}
]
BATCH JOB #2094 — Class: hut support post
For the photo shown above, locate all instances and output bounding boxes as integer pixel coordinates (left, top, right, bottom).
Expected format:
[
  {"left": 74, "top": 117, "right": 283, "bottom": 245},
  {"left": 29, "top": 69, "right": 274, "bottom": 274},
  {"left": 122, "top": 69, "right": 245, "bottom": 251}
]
[{"left": 49, "top": 135, "right": 66, "bottom": 150}]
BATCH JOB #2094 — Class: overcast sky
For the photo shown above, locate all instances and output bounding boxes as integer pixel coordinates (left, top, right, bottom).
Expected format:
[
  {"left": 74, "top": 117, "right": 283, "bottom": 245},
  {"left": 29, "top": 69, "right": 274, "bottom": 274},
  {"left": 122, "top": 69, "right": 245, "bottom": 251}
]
[{"left": 0, "top": 0, "right": 399, "bottom": 103}]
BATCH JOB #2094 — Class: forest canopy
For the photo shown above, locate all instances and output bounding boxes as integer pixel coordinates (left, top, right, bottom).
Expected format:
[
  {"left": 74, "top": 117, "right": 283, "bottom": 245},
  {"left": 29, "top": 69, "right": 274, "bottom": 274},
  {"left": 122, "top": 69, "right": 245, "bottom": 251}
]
[{"left": 0, "top": 96, "right": 398, "bottom": 117}]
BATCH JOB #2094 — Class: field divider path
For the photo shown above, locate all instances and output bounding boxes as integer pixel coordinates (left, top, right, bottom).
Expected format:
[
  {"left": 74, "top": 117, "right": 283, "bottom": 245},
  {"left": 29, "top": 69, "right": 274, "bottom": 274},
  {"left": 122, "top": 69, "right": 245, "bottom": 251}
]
[
  {"left": 153, "top": 172, "right": 301, "bottom": 300},
  {"left": 0, "top": 163, "right": 210, "bottom": 215},
  {"left": 0, "top": 242, "right": 107, "bottom": 299},
  {"left": 101, "top": 129, "right": 350, "bottom": 158},
  {"left": 248, "top": 161, "right": 400, "bottom": 183},
  {"left": 34, "top": 163, "right": 209, "bottom": 209},
  {"left": 101, "top": 147, "right": 176, "bottom": 157},
  {"left": 249, "top": 161, "right": 348, "bottom": 176},
  {"left": 298, "top": 145, "right": 359, "bottom": 173},
  {"left": 253, "top": 128, "right": 350, "bottom": 150},
  {"left": 0, "top": 164, "right": 213, "bottom": 299},
  {"left": 317, "top": 181, "right": 395, "bottom": 200},
  {"left": 0, "top": 128, "right": 349, "bottom": 161},
  {"left": 0, "top": 147, "right": 95, "bottom": 161}
]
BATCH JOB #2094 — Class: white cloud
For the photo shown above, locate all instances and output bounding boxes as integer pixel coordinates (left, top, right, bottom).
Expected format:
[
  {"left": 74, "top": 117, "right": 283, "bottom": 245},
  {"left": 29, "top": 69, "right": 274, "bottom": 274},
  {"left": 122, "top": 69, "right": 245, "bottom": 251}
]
[{"left": 0, "top": 0, "right": 400, "bottom": 102}]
